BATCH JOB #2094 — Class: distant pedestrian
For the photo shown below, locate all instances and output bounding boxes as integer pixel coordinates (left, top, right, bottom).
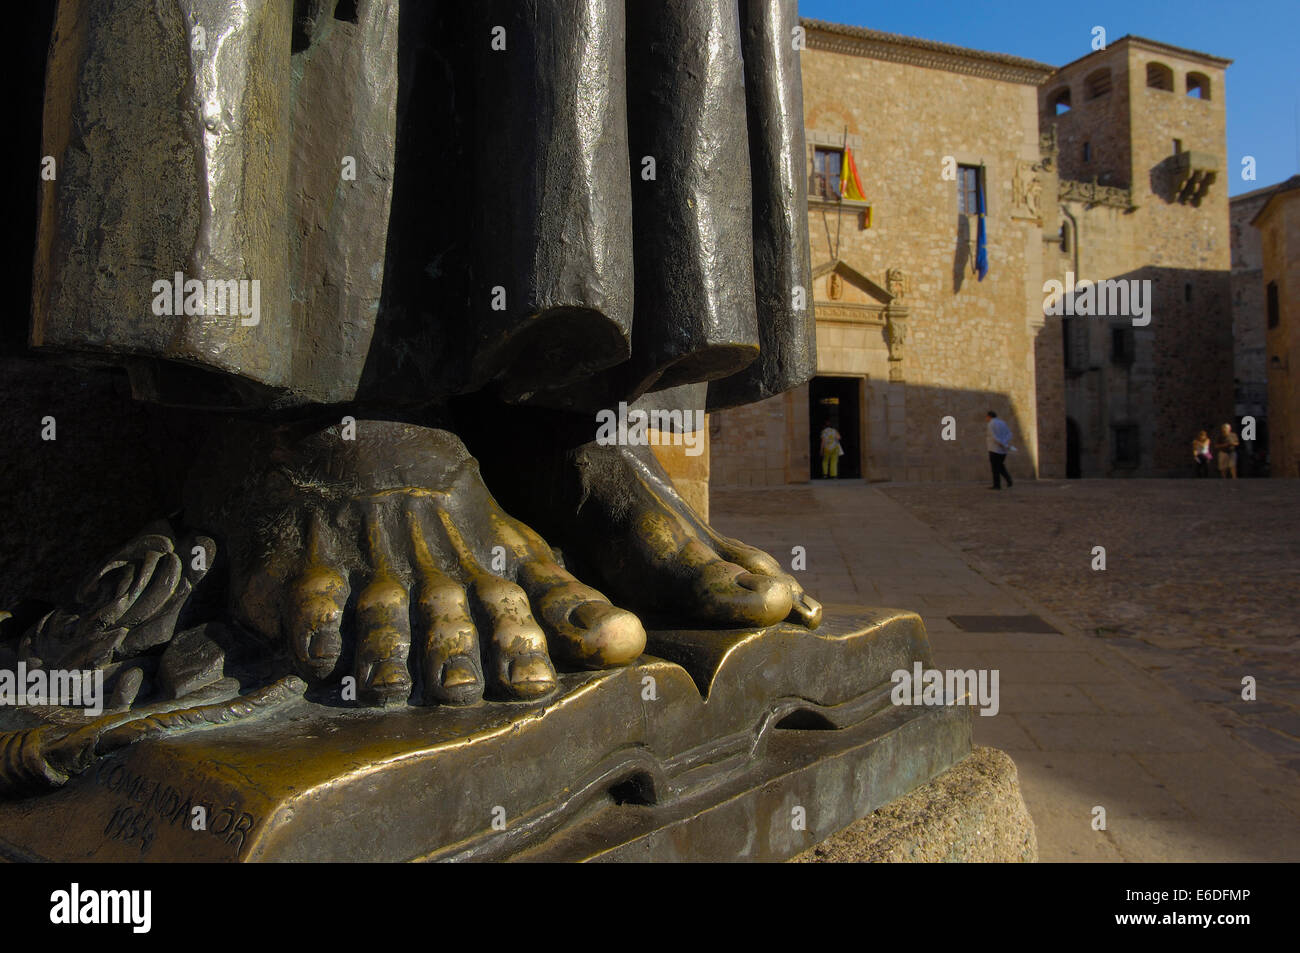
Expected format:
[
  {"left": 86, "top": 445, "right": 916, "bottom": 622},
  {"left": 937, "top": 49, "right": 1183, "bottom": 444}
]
[
  {"left": 1213, "top": 422, "right": 1239, "bottom": 479},
  {"left": 1192, "top": 430, "right": 1212, "bottom": 477},
  {"left": 986, "top": 411, "right": 1014, "bottom": 489},
  {"left": 819, "top": 420, "right": 843, "bottom": 479}
]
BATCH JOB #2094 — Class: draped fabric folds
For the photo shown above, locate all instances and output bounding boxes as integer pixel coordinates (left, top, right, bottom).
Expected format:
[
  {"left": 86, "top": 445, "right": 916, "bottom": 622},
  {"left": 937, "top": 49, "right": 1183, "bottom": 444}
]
[{"left": 32, "top": 0, "right": 814, "bottom": 414}]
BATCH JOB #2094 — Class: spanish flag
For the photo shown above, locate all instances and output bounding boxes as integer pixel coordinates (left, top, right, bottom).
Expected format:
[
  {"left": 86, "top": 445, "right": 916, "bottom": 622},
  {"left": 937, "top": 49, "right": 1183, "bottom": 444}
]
[{"left": 840, "top": 147, "right": 867, "bottom": 201}]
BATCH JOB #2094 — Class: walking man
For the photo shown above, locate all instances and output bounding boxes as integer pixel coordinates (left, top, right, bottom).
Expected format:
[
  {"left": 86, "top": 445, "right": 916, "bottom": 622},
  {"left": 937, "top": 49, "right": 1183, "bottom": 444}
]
[{"left": 986, "top": 411, "right": 1014, "bottom": 490}]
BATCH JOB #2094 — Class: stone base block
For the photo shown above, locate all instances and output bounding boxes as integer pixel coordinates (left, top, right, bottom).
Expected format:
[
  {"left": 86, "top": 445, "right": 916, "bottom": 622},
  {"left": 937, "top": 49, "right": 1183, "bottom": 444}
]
[{"left": 794, "top": 746, "right": 1038, "bottom": 862}]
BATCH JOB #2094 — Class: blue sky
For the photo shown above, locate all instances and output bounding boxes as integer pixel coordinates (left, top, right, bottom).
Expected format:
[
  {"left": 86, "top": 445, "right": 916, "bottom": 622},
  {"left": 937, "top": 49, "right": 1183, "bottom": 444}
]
[{"left": 799, "top": 0, "right": 1300, "bottom": 195}]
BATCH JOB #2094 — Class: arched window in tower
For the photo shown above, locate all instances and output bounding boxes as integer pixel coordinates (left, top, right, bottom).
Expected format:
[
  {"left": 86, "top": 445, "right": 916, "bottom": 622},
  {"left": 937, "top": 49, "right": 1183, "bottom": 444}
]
[
  {"left": 1186, "top": 72, "right": 1211, "bottom": 100},
  {"left": 1048, "top": 87, "right": 1071, "bottom": 115},
  {"left": 1085, "top": 68, "right": 1112, "bottom": 100},
  {"left": 1146, "top": 62, "right": 1174, "bottom": 91}
]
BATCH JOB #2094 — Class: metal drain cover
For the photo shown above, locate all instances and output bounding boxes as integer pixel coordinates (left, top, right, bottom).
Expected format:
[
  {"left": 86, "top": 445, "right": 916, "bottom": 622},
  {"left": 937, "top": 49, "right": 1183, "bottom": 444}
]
[{"left": 947, "top": 614, "right": 1060, "bottom": 633}]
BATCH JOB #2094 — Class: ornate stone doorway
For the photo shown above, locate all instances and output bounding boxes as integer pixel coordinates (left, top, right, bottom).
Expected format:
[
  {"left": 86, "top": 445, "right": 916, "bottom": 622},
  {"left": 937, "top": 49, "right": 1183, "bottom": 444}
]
[{"left": 809, "top": 376, "right": 862, "bottom": 479}]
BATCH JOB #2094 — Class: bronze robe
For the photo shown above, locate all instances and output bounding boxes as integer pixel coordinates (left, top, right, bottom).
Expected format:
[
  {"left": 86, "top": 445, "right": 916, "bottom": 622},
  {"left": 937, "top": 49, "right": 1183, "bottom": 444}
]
[{"left": 33, "top": 0, "right": 814, "bottom": 415}]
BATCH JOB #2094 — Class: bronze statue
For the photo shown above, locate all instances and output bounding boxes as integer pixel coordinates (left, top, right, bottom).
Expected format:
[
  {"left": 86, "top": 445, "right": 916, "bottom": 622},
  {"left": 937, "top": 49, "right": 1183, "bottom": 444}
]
[
  {"left": 11, "top": 0, "right": 812, "bottom": 762},
  {"left": 2, "top": 1, "right": 967, "bottom": 861}
]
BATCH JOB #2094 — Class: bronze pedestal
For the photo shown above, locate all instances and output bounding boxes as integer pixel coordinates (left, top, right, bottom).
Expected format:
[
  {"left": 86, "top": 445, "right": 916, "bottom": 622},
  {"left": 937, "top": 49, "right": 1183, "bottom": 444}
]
[{"left": 0, "top": 609, "right": 968, "bottom": 862}]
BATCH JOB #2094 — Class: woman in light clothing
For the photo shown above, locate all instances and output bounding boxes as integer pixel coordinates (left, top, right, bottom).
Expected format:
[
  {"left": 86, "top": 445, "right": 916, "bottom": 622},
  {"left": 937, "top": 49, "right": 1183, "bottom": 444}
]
[
  {"left": 820, "top": 421, "right": 843, "bottom": 479},
  {"left": 1192, "top": 430, "right": 1212, "bottom": 478}
]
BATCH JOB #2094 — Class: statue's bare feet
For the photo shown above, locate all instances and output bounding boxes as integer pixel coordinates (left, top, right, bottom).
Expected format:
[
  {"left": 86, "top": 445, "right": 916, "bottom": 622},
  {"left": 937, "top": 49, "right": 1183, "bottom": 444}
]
[
  {"left": 189, "top": 422, "right": 645, "bottom": 707},
  {"left": 483, "top": 438, "right": 822, "bottom": 631}
]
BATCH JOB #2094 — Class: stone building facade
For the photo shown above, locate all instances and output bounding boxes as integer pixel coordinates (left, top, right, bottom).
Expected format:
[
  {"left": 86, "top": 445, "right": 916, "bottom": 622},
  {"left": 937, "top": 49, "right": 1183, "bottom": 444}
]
[
  {"left": 709, "top": 22, "right": 1238, "bottom": 486},
  {"left": 712, "top": 21, "right": 1059, "bottom": 485},
  {"left": 1253, "top": 177, "right": 1300, "bottom": 477},
  {"left": 1042, "top": 37, "right": 1234, "bottom": 477},
  {"left": 1230, "top": 184, "right": 1276, "bottom": 467}
]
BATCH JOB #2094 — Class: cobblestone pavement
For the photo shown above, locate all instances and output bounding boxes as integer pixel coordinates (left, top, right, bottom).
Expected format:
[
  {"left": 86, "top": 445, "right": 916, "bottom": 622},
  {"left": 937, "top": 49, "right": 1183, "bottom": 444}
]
[
  {"left": 711, "top": 481, "right": 1300, "bottom": 861},
  {"left": 881, "top": 479, "right": 1300, "bottom": 778}
]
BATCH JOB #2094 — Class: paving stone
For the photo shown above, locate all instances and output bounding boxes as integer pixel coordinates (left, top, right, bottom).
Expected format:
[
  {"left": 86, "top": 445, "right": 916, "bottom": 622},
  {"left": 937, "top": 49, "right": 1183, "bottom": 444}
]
[
  {"left": 1016, "top": 713, "right": 1207, "bottom": 753},
  {"left": 1134, "top": 752, "right": 1300, "bottom": 824},
  {"left": 950, "top": 614, "right": 1061, "bottom": 633},
  {"left": 977, "top": 651, "right": 1126, "bottom": 684},
  {"left": 1105, "top": 816, "right": 1297, "bottom": 863},
  {"left": 1012, "top": 752, "right": 1190, "bottom": 821},
  {"left": 1225, "top": 725, "right": 1300, "bottom": 759},
  {"left": 928, "top": 631, "right": 1079, "bottom": 653},
  {"left": 971, "top": 712, "right": 1037, "bottom": 752},
  {"left": 994, "top": 683, "right": 1103, "bottom": 714},
  {"left": 1011, "top": 799, "right": 1125, "bottom": 862},
  {"left": 917, "top": 614, "right": 961, "bottom": 632},
  {"left": 1078, "top": 682, "right": 1170, "bottom": 715}
]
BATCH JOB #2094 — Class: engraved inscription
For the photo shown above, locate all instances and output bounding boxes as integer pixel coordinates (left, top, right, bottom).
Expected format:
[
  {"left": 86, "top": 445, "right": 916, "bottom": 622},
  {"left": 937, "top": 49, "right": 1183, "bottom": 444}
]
[
  {"left": 95, "top": 761, "right": 257, "bottom": 855},
  {"left": 103, "top": 801, "right": 156, "bottom": 854}
]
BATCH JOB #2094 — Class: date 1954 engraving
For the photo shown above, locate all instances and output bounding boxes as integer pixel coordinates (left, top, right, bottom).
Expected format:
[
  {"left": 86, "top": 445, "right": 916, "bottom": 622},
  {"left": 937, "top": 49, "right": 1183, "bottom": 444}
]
[{"left": 96, "top": 761, "right": 256, "bottom": 855}]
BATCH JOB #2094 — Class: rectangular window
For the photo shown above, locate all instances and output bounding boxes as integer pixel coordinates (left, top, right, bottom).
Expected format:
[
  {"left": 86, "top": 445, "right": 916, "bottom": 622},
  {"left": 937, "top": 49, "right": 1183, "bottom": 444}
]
[
  {"left": 812, "top": 147, "right": 842, "bottom": 200},
  {"left": 957, "top": 164, "right": 980, "bottom": 215},
  {"left": 1113, "top": 424, "right": 1140, "bottom": 467},
  {"left": 1267, "top": 281, "right": 1280, "bottom": 329},
  {"left": 1082, "top": 141, "right": 1091, "bottom": 162},
  {"left": 1111, "top": 326, "right": 1135, "bottom": 365}
]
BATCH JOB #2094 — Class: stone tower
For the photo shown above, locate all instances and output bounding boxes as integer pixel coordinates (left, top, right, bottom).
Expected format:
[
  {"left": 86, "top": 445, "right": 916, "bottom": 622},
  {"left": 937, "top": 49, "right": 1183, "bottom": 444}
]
[{"left": 1041, "top": 37, "right": 1234, "bottom": 476}]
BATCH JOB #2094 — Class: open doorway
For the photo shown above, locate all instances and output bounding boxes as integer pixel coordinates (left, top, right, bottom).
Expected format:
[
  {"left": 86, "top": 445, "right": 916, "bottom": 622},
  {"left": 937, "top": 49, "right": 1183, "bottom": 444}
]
[{"left": 808, "top": 376, "right": 861, "bottom": 479}]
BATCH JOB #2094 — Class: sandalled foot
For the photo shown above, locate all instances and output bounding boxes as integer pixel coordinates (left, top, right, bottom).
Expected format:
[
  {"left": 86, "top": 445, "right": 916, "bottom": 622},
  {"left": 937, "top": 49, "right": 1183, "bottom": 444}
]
[
  {"left": 497, "top": 440, "right": 822, "bottom": 631},
  {"left": 192, "top": 422, "right": 645, "bottom": 707}
]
